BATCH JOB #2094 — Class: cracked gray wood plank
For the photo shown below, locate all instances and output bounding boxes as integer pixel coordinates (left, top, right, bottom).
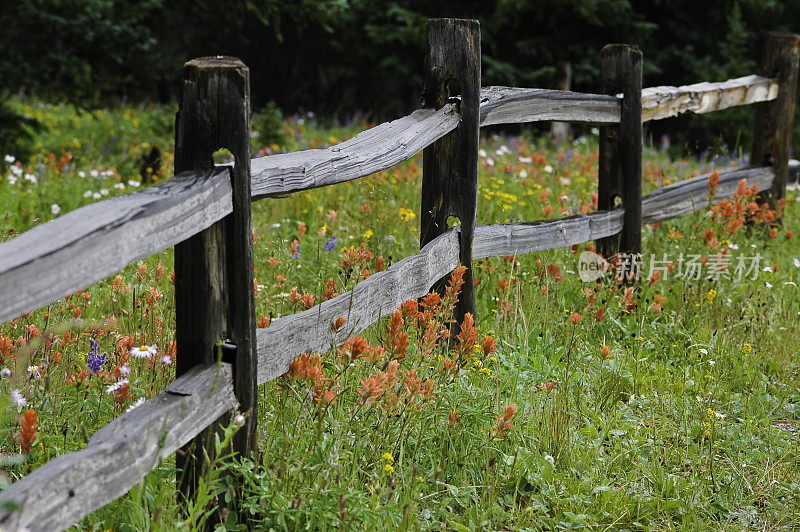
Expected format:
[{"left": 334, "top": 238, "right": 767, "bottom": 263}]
[
  {"left": 0, "top": 169, "right": 233, "bottom": 324},
  {"left": 641, "top": 75, "right": 777, "bottom": 121},
  {"left": 641, "top": 165, "right": 774, "bottom": 223},
  {"left": 250, "top": 106, "right": 460, "bottom": 199},
  {"left": 256, "top": 229, "right": 460, "bottom": 384},
  {"left": 469, "top": 165, "right": 773, "bottom": 260},
  {"left": 472, "top": 210, "right": 624, "bottom": 259},
  {"left": 479, "top": 86, "right": 621, "bottom": 126},
  {"left": 0, "top": 363, "right": 237, "bottom": 532}
]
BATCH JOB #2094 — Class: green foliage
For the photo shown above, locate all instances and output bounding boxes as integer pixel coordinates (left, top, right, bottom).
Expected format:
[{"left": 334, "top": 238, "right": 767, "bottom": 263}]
[
  {"left": 5, "top": 0, "right": 800, "bottom": 154},
  {"left": 0, "top": 0, "right": 164, "bottom": 103},
  {"left": 0, "top": 103, "right": 41, "bottom": 162}
]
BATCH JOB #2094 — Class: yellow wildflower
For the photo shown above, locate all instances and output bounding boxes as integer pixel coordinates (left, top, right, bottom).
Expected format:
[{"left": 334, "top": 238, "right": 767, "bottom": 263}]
[
  {"left": 705, "top": 289, "right": 717, "bottom": 305},
  {"left": 381, "top": 453, "right": 394, "bottom": 464},
  {"left": 384, "top": 464, "right": 395, "bottom": 475},
  {"left": 743, "top": 342, "right": 752, "bottom": 354},
  {"left": 398, "top": 208, "right": 416, "bottom": 221}
]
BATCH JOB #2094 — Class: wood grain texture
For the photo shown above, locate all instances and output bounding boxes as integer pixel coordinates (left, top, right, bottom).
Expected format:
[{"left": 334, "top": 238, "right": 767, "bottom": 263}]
[
  {"left": 479, "top": 86, "right": 620, "bottom": 126},
  {"left": 0, "top": 363, "right": 237, "bottom": 532},
  {"left": 250, "top": 106, "right": 460, "bottom": 199},
  {"left": 597, "top": 44, "right": 643, "bottom": 260},
  {"left": 472, "top": 210, "right": 624, "bottom": 259},
  {"left": 421, "top": 18, "right": 481, "bottom": 327},
  {"left": 469, "top": 166, "right": 774, "bottom": 260},
  {"left": 256, "top": 230, "right": 460, "bottom": 384},
  {"left": 0, "top": 169, "right": 231, "bottom": 325},
  {"left": 174, "top": 55, "right": 258, "bottom": 499},
  {"left": 642, "top": 75, "right": 778, "bottom": 122},
  {"left": 641, "top": 165, "right": 774, "bottom": 224},
  {"left": 246, "top": 75, "right": 778, "bottom": 200},
  {"left": 751, "top": 33, "right": 800, "bottom": 207}
]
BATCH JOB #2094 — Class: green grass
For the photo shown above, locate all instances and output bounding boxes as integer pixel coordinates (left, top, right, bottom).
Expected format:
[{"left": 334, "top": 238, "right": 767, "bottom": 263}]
[{"left": 1, "top": 99, "right": 799, "bottom": 530}]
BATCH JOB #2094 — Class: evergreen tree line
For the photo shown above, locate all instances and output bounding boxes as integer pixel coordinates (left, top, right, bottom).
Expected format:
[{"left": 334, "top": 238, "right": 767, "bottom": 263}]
[{"left": 2, "top": 0, "right": 799, "bottom": 155}]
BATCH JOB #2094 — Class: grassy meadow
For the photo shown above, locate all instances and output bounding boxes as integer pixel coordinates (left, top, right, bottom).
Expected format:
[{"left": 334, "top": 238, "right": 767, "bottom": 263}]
[{"left": 1, "top": 98, "right": 799, "bottom": 530}]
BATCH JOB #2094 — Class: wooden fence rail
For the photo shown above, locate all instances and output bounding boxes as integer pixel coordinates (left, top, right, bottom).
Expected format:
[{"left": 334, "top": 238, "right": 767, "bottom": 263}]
[
  {"left": 0, "top": 18, "right": 796, "bottom": 532},
  {"left": 0, "top": 169, "right": 231, "bottom": 325}
]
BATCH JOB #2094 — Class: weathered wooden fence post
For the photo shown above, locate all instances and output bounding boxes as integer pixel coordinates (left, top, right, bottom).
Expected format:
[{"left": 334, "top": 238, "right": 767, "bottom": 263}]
[
  {"left": 421, "top": 18, "right": 480, "bottom": 323},
  {"left": 174, "top": 57, "right": 257, "bottom": 501},
  {"left": 752, "top": 31, "right": 800, "bottom": 211},
  {"left": 596, "top": 44, "right": 643, "bottom": 277}
]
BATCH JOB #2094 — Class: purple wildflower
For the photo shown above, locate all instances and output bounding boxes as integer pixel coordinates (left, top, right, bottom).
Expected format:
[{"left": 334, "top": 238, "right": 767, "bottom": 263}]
[
  {"left": 323, "top": 236, "right": 338, "bottom": 251},
  {"left": 87, "top": 338, "right": 106, "bottom": 373}
]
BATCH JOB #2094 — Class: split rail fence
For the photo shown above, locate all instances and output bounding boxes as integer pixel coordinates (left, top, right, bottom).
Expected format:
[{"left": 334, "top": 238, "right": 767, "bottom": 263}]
[{"left": 0, "top": 18, "right": 797, "bottom": 532}]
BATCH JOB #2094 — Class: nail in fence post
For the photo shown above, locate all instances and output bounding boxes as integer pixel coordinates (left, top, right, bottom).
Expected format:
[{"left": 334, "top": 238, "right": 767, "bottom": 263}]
[
  {"left": 174, "top": 56, "right": 257, "bottom": 501},
  {"left": 751, "top": 32, "right": 800, "bottom": 212},
  {"left": 421, "top": 18, "right": 480, "bottom": 324},
  {"left": 596, "top": 44, "right": 643, "bottom": 272}
]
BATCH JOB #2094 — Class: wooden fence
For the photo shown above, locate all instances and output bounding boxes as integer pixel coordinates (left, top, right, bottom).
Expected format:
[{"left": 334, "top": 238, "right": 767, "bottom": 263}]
[{"left": 0, "top": 18, "right": 797, "bottom": 532}]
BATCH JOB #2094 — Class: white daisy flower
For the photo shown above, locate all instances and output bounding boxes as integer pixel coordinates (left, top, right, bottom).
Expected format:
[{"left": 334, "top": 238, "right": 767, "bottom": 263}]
[
  {"left": 793, "top": 258, "right": 799, "bottom": 268},
  {"left": 83, "top": 190, "right": 92, "bottom": 198},
  {"left": 160, "top": 355, "right": 172, "bottom": 366},
  {"left": 130, "top": 344, "right": 158, "bottom": 358},
  {"left": 128, "top": 180, "right": 141, "bottom": 187},
  {"left": 544, "top": 165, "right": 553, "bottom": 173},
  {"left": 78, "top": 170, "right": 86, "bottom": 178},
  {"left": 106, "top": 378, "right": 129, "bottom": 394},
  {"left": 4, "top": 155, "right": 14, "bottom": 163},
  {"left": 518, "top": 156, "right": 532, "bottom": 163},
  {"left": 51, "top": 204, "right": 60, "bottom": 215},
  {"left": 119, "top": 364, "right": 130, "bottom": 376}
]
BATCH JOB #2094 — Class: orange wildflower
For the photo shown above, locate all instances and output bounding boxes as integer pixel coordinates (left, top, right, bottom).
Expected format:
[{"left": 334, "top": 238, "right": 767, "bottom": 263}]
[
  {"left": 494, "top": 404, "right": 517, "bottom": 439},
  {"left": 19, "top": 409, "right": 37, "bottom": 455},
  {"left": 386, "top": 310, "right": 409, "bottom": 361}
]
